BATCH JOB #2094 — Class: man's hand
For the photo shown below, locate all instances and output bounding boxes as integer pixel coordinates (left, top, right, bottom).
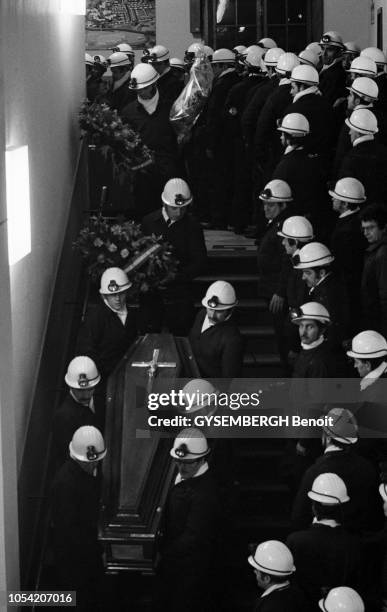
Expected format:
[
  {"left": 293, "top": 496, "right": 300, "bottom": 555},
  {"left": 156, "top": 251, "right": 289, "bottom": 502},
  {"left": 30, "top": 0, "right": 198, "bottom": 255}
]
[{"left": 269, "top": 294, "right": 285, "bottom": 314}]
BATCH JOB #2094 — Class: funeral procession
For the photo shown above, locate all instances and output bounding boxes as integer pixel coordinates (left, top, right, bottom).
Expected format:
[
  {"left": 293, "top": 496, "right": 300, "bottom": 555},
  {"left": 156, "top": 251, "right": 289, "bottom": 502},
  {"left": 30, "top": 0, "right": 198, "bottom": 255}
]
[{"left": 5, "top": 1, "right": 387, "bottom": 611}]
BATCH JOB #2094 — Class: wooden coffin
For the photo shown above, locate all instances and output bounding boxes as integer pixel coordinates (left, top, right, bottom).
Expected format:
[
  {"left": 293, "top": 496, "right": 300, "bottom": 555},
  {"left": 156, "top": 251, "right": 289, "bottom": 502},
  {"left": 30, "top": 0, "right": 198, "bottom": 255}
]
[{"left": 99, "top": 333, "right": 200, "bottom": 574}]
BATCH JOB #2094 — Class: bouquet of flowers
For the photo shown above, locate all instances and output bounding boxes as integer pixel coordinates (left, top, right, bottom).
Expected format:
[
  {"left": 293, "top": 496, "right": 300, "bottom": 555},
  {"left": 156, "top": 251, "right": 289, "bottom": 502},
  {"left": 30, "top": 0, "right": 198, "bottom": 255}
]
[
  {"left": 73, "top": 216, "right": 178, "bottom": 294},
  {"left": 79, "top": 101, "right": 154, "bottom": 182},
  {"left": 169, "top": 52, "right": 214, "bottom": 144}
]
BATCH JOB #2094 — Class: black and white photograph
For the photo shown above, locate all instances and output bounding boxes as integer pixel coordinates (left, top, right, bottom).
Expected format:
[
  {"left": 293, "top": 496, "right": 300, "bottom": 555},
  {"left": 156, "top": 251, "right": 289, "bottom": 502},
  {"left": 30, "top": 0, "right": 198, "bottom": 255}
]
[{"left": 2, "top": 0, "right": 387, "bottom": 611}]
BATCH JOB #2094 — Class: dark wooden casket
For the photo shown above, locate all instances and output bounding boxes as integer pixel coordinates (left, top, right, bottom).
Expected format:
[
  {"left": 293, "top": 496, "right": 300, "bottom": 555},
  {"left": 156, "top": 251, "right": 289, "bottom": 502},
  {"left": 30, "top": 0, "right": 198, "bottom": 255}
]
[{"left": 99, "top": 333, "right": 200, "bottom": 574}]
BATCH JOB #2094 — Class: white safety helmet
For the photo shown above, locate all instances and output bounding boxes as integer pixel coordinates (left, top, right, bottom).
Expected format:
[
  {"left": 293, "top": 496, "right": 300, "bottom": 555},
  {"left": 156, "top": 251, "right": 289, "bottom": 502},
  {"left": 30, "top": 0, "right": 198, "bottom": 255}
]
[
  {"left": 347, "top": 76, "right": 379, "bottom": 101},
  {"left": 258, "top": 38, "right": 277, "bottom": 50},
  {"left": 379, "top": 483, "right": 387, "bottom": 502},
  {"left": 320, "top": 31, "right": 344, "bottom": 49},
  {"left": 69, "top": 426, "right": 107, "bottom": 462},
  {"left": 277, "top": 113, "right": 310, "bottom": 137},
  {"left": 329, "top": 177, "right": 366, "bottom": 204},
  {"left": 161, "top": 178, "right": 193, "bottom": 207},
  {"left": 211, "top": 48, "right": 236, "bottom": 64},
  {"left": 99, "top": 267, "right": 132, "bottom": 295},
  {"left": 112, "top": 43, "right": 135, "bottom": 57},
  {"left": 298, "top": 49, "right": 320, "bottom": 68},
  {"left": 306, "top": 42, "right": 323, "bottom": 57},
  {"left": 361, "top": 46, "right": 387, "bottom": 66},
  {"left": 293, "top": 242, "right": 334, "bottom": 269},
  {"left": 65, "top": 356, "right": 101, "bottom": 389},
  {"left": 142, "top": 44, "right": 170, "bottom": 63},
  {"left": 129, "top": 63, "right": 159, "bottom": 90},
  {"left": 277, "top": 216, "right": 314, "bottom": 242},
  {"left": 343, "top": 41, "right": 361, "bottom": 56},
  {"left": 179, "top": 379, "right": 219, "bottom": 414},
  {"left": 276, "top": 52, "right": 300, "bottom": 76},
  {"left": 202, "top": 280, "right": 238, "bottom": 310},
  {"left": 233, "top": 45, "right": 247, "bottom": 55},
  {"left": 291, "top": 302, "right": 331, "bottom": 325},
  {"left": 170, "top": 57, "right": 186, "bottom": 71},
  {"left": 85, "top": 53, "right": 94, "bottom": 66},
  {"left": 203, "top": 45, "right": 214, "bottom": 59},
  {"left": 185, "top": 42, "right": 205, "bottom": 62},
  {"left": 308, "top": 473, "right": 350, "bottom": 505},
  {"left": 345, "top": 107, "right": 378, "bottom": 135},
  {"left": 290, "top": 64, "right": 319, "bottom": 86},
  {"left": 244, "top": 46, "right": 265, "bottom": 68},
  {"left": 260, "top": 179, "right": 293, "bottom": 203},
  {"left": 264, "top": 47, "right": 285, "bottom": 67},
  {"left": 108, "top": 51, "right": 131, "bottom": 68},
  {"left": 319, "top": 587, "right": 365, "bottom": 612},
  {"left": 170, "top": 427, "right": 210, "bottom": 461},
  {"left": 347, "top": 55, "right": 377, "bottom": 77},
  {"left": 248, "top": 540, "right": 295, "bottom": 576},
  {"left": 322, "top": 408, "right": 358, "bottom": 445},
  {"left": 346, "top": 330, "right": 387, "bottom": 359}
]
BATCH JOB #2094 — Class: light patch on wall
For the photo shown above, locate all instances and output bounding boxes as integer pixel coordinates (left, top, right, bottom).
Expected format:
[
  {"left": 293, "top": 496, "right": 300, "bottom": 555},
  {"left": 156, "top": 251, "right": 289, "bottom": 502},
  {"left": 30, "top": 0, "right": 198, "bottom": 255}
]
[
  {"left": 60, "top": 0, "right": 86, "bottom": 15},
  {"left": 5, "top": 146, "right": 32, "bottom": 266}
]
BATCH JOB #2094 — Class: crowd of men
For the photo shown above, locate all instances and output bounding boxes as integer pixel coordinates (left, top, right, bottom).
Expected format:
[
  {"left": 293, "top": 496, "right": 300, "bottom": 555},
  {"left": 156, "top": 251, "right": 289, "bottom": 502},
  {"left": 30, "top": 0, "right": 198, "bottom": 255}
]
[{"left": 49, "top": 32, "right": 387, "bottom": 611}]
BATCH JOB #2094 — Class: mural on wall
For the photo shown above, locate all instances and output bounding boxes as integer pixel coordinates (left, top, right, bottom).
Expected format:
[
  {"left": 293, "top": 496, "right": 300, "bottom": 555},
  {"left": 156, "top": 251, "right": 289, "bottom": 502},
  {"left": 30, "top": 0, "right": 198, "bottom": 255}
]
[{"left": 86, "top": 0, "right": 156, "bottom": 51}]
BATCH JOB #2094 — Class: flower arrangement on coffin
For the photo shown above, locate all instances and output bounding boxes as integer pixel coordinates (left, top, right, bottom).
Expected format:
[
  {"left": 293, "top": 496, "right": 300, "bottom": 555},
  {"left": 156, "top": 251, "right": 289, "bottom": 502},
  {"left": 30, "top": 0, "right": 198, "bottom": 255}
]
[
  {"left": 73, "top": 216, "right": 178, "bottom": 294},
  {"left": 79, "top": 100, "right": 154, "bottom": 183}
]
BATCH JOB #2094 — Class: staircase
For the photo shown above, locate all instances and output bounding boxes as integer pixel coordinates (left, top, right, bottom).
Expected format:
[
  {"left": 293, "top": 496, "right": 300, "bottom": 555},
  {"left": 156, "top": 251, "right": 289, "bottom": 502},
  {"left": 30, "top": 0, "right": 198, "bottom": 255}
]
[{"left": 196, "top": 230, "right": 292, "bottom": 610}]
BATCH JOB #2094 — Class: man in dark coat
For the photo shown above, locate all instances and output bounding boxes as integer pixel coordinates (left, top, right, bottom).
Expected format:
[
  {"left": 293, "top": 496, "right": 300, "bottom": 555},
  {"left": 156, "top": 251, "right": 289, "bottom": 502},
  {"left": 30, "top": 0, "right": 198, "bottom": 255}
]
[
  {"left": 121, "top": 63, "right": 179, "bottom": 217},
  {"left": 318, "top": 31, "right": 347, "bottom": 107},
  {"left": 154, "top": 428, "right": 221, "bottom": 612},
  {"left": 51, "top": 426, "right": 106, "bottom": 611},
  {"left": 284, "top": 64, "right": 335, "bottom": 168},
  {"left": 291, "top": 407, "right": 383, "bottom": 534},
  {"left": 273, "top": 113, "right": 334, "bottom": 240},
  {"left": 76, "top": 267, "right": 137, "bottom": 379},
  {"left": 253, "top": 53, "right": 300, "bottom": 186},
  {"left": 140, "top": 178, "right": 207, "bottom": 335},
  {"left": 141, "top": 44, "right": 184, "bottom": 107},
  {"left": 293, "top": 242, "right": 350, "bottom": 352},
  {"left": 102, "top": 51, "right": 136, "bottom": 114},
  {"left": 329, "top": 177, "right": 367, "bottom": 334},
  {"left": 338, "top": 108, "right": 387, "bottom": 204},
  {"left": 52, "top": 356, "right": 100, "bottom": 468},
  {"left": 287, "top": 473, "right": 362, "bottom": 608},
  {"left": 248, "top": 540, "right": 308, "bottom": 612},
  {"left": 189, "top": 281, "right": 244, "bottom": 379},
  {"left": 360, "top": 204, "right": 387, "bottom": 336},
  {"left": 203, "top": 49, "right": 240, "bottom": 227}
]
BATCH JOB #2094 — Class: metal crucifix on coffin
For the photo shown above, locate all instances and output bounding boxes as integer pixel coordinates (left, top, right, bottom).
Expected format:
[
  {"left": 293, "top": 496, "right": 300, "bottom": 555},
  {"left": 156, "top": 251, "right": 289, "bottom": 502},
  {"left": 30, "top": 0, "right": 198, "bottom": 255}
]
[{"left": 131, "top": 348, "right": 176, "bottom": 394}]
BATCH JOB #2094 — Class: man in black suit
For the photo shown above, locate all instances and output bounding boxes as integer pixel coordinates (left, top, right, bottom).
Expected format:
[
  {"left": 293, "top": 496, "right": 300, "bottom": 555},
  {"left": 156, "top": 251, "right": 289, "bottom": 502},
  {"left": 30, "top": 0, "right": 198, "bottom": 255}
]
[
  {"left": 51, "top": 426, "right": 107, "bottom": 611},
  {"left": 329, "top": 177, "right": 367, "bottom": 334},
  {"left": 141, "top": 178, "right": 207, "bottom": 335},
  {"left": 287, "top": 473, "right": 362, "bottom": 608},
  {"left": 52, "top": 356, "right": 100, "bottom": 469},
  {"left": 189, "top": 280, "right": 244, "bottom": 378},
  {"left": 339, "top": 108, "right": 387, "bottom": 203},
  {"left": 102, "top": 51, "right": 136, "bottom": 114},
  {"left": 154, "top": 428, "right": 220, "bottom": 612},
  {"left": 141, "top": 44, "right": 184, "bottom": 107},
  {"left": 319, "top": 31, "right": 347, "bottom": 107},
  {"left": 121, "top": 63, "right": 179, "bottom": 217},
  {"left": 248, "top": 540, "right": 308, "bottom": 611}
]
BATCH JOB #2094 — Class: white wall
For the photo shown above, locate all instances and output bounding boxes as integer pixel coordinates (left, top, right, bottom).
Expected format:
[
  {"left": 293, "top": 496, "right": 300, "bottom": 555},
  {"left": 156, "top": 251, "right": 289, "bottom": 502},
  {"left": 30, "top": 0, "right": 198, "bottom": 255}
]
[
  {"left": 156, "top": 0, "right": 196, "bottom": 58},
  {"left": 1, "top": 0, "right": 85, "bottom": 463},
  {"left": 324, "top": 0, "right": 371, "bottom": 48}
]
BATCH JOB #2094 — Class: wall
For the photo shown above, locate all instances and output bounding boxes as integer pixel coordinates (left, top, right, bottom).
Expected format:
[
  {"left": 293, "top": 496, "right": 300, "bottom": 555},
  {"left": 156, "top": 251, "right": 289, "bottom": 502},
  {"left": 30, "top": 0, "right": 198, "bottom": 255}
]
[
  {"left": 324, "top": 0, "right": 371, "bottom": 48},
  {"left": 1, "top": 0, "right": 85, "bottom": 462},
  {"left": 156, "top": 0, "right": 196, "bottom": 58}
]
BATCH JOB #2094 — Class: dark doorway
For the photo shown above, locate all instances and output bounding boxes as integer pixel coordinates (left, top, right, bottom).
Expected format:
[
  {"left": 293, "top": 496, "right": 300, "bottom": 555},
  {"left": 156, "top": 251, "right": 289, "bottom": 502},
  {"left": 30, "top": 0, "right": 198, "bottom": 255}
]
[{"left": 377, "top": 8, "right": 383, "bottom": 50}]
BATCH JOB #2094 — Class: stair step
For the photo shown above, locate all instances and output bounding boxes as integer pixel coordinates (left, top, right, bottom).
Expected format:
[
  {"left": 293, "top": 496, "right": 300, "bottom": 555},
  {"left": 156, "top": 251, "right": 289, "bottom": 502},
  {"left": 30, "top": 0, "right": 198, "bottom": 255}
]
[
  {"left": 195, "top": 274, "right": 259, "bottom": 283},
  {"left": 240, "top": 326, "right": 274, "bottom": 337},
  {"left": 243, "top": 353, "right": 281, "bottom": 366}
]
